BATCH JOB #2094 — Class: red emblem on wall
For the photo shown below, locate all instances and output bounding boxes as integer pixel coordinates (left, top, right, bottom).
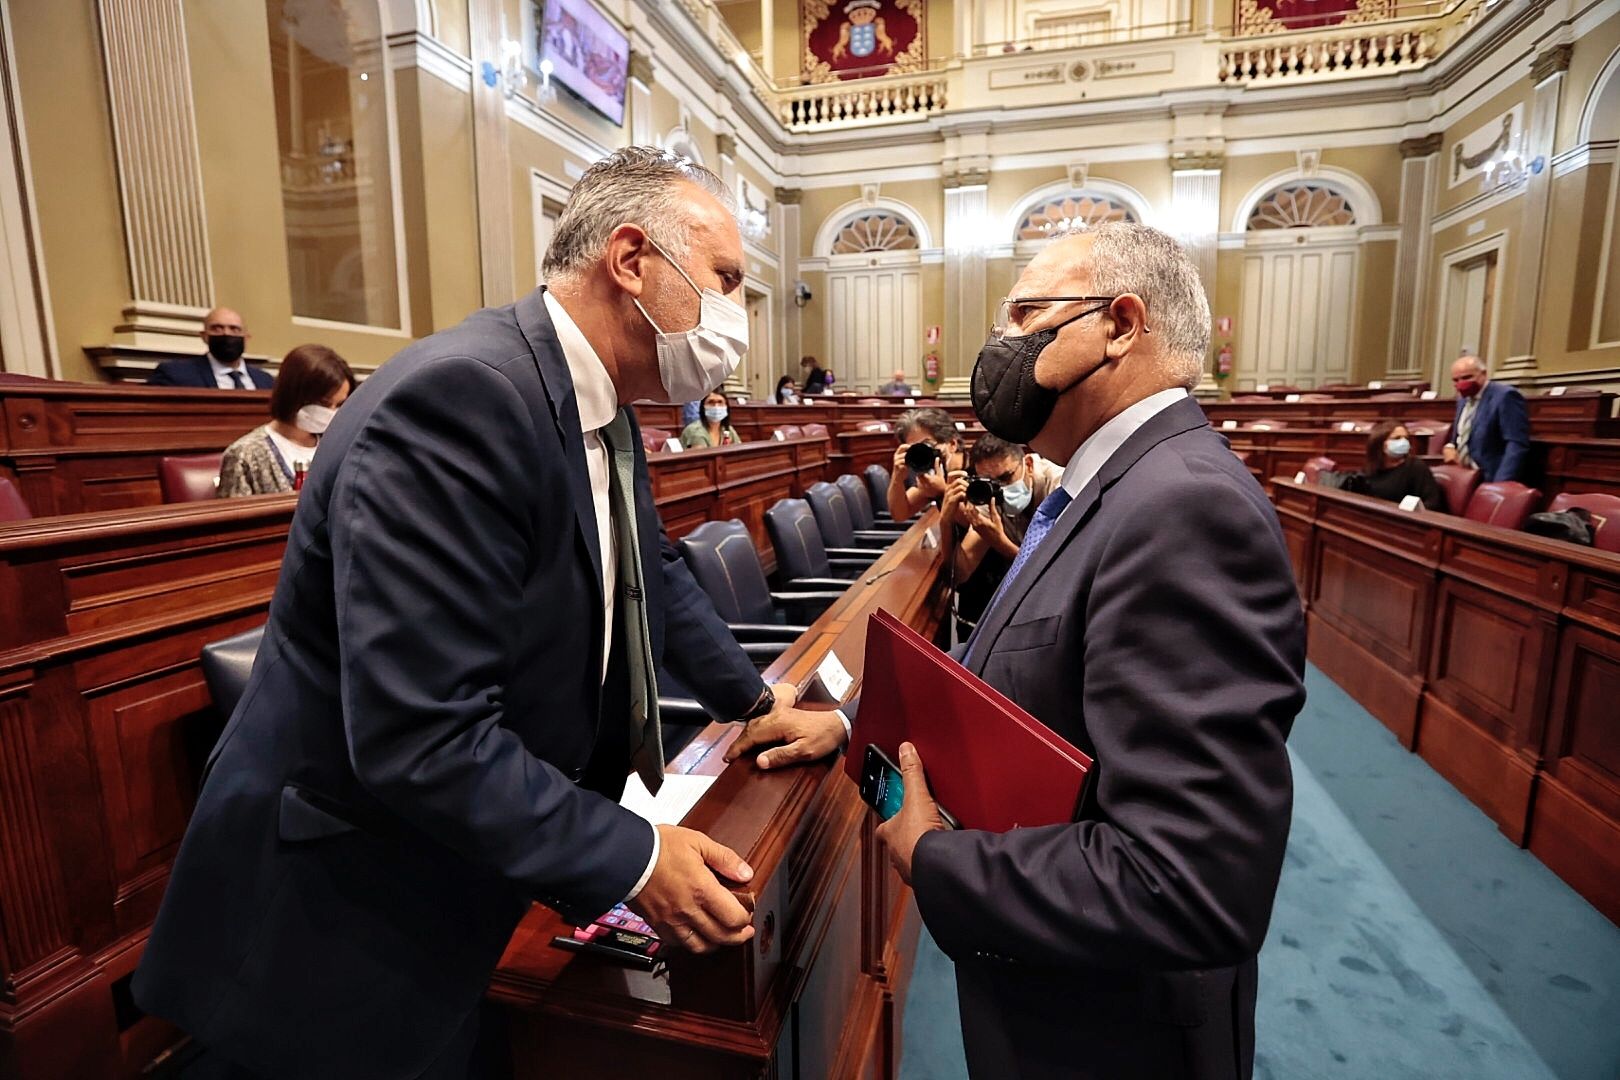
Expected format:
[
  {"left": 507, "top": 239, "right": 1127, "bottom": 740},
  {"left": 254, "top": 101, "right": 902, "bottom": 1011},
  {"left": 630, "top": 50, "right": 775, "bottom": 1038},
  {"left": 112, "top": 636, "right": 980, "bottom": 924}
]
[
  {"left": 1233, "top": 0, "right": 1396, "bottom": 35},
  {"left": 801, "top": 0, "right": 925, "bottom": 83}
]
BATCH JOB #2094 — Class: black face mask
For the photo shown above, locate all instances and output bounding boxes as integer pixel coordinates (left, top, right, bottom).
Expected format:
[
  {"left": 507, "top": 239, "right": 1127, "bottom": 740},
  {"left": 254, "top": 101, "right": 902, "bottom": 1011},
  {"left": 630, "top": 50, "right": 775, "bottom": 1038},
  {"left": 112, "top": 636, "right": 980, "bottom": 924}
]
[
  {"left": 207, "top": 334, "right": 246, "bottom": 363},
  {"left": 971, "top": 304, "right": 1110, "bottom": 444}
]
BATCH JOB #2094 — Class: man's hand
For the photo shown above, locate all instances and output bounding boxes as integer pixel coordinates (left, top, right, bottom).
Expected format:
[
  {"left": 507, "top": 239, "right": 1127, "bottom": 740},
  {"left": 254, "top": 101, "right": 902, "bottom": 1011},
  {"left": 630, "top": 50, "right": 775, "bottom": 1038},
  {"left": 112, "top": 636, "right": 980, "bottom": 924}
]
[
  {"left": 873, "top": 742, "right": 950, "bottom": 884},
  {"left": 913, "top": 462, "right": 950, "bottom": 502},
  {"left": 724, "top": 682, "right": 847, "bottom": 769},
  {"left": 627, "top": 825, "right": 755, "bottom": 954},
  {"left": 942, "top": 473, "right": 973, "bottom": 528},
  {"left": 1441, "top": 444, "right": 1459, "bottom": 464},
  {"left": 970, "top": 502, "right": 1006, "bottom": 542},
  {"left": 891, "top": 443, "right": 911, "bottom": 476}
]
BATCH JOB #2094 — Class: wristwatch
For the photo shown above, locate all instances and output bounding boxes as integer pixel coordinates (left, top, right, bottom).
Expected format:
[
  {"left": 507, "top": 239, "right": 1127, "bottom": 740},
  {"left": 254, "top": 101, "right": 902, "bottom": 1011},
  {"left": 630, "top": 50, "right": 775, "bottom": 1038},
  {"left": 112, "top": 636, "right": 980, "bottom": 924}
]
[{"left": 738, "top": 685, "right": 776, "bottom": 722}]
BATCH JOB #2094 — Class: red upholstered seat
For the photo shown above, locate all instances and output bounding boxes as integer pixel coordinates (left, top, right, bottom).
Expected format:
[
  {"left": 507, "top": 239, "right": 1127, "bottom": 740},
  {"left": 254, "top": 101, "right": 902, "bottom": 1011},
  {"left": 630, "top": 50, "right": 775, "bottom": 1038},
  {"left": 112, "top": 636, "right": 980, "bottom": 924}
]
[
  {"left": 158, "top": 453, "right": 224, "bottom": 503},
  {"left": 1302, "top": 456, "right": 1337, "bottom": 483},
  {"left": 0, "top": 476, "right": 31, "bottom": 522},
  {"left": 773, "top": 425, "right": 805, "bottom": 440},
  {"left": 1547, "top": 492, "right": 1620, "bottom": 553},
  {"left": 1430, "top": 464, "right": 1481, "bottom": 516},
  {"left": 801, "top": 423, "right": 829, "bottom": 438},
  {"left": 855, "top": 420, "right": 892, "bottom": 433},
  {"left": 640, "top": 427, "right": 672, "bottom": 452},
  {"left": 1464, "top": 481, "right": 1542, "bottom": 531}
]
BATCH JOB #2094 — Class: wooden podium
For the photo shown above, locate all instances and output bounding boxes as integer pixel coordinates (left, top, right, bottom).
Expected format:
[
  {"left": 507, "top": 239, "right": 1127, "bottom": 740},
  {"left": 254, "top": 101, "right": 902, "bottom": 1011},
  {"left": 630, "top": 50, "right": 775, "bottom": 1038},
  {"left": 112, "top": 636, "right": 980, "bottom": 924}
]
[{"left": 491, "top": 512, "right": 951, "bottom": 1079}]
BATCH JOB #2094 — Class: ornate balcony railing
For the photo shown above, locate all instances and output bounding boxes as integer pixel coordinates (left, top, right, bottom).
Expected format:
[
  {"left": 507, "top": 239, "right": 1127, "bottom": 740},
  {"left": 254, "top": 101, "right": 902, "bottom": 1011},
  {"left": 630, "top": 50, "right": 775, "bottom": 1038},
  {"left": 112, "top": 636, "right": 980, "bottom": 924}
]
[
  {"left": 1218, "top": 0, "right": 1485, "bottom": 84},
  {"left": 777, "top": 71, "right": 949, "bottom": 131}
]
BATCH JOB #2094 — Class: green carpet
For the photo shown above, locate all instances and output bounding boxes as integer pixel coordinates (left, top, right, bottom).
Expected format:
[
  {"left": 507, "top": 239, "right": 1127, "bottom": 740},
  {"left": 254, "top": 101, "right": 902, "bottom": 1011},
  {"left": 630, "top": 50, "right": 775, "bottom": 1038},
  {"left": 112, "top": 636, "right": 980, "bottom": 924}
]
[{"left": 900, "top": 665, "right": 1620, "bottom": 1079}]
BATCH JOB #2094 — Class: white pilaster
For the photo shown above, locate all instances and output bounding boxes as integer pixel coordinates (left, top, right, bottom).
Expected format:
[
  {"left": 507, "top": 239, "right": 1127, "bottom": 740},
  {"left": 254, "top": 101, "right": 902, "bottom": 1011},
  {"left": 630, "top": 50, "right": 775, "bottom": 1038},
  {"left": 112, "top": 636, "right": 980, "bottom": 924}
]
[
  {"left": 944, "top": 171, "right": 990, "bottom": 379},
  {"left": 1387, "top": 134, "right": 1442, "bottom": 377}
]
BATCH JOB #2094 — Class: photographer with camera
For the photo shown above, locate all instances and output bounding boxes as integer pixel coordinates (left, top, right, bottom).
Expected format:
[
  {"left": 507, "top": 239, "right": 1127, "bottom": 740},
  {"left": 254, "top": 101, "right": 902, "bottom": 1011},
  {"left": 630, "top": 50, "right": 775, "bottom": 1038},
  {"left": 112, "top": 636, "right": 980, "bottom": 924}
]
[
  {"left": 941, "top": 434, "right": 1064, "bottom": 636},
  {"left": 887, "top": 407, "right": 968, "bottom": 522}
]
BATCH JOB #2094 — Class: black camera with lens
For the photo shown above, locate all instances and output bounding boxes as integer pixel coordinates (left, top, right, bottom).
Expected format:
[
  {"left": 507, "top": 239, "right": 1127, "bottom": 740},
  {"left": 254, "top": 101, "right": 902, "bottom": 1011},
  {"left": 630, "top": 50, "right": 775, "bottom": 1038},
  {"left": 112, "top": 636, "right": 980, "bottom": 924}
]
[
  {"left": 966, "top": 477, "right": 1002, "bottom": 506},
  {"left": 904, "top": 442, "right": 941, "bottom": 474}
]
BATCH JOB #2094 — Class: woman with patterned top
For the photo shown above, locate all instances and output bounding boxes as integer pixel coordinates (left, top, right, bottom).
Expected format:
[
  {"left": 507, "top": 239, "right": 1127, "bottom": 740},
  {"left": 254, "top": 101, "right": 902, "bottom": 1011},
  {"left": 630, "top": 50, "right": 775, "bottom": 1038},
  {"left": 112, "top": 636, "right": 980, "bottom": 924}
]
[{"left": 216, "top": 344, "right": 356, "bottom": 497}]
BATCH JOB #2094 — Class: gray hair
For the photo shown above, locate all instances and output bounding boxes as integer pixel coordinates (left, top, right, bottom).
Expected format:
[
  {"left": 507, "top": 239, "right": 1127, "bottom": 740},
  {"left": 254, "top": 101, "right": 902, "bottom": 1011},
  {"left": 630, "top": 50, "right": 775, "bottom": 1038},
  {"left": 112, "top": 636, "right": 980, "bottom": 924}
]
[
  {"left": 896, "top": 406, "right": 958, "bottom": 444},
  {"left": 542, "top": 146, "right": 734, "bottom": 280},
  {"left": 1454, "top": 354, "right": 1486, "bottom": 373},
  {"left": 1084, "top": 222, "right": 1210, "bottom": 389}
]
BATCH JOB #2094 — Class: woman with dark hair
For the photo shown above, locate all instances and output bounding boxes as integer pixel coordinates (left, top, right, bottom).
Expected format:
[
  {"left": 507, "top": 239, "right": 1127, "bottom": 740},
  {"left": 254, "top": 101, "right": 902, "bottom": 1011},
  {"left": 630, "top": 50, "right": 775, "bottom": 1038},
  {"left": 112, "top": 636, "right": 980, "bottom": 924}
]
[
  {"left": 680, "top": 389, "right": 744, "bottom": 448},
  {"left": 775, "top": 375, "right": 801, "bottom": 404},
  {"left": 800, "top": 355, "right": 828, "bottom": 395},
  {"left": 217, "top": 344, "right": 356, "bottom": 497},
  {"left": 1362, "top": 420, "right": 1445, "bottom": 511}
]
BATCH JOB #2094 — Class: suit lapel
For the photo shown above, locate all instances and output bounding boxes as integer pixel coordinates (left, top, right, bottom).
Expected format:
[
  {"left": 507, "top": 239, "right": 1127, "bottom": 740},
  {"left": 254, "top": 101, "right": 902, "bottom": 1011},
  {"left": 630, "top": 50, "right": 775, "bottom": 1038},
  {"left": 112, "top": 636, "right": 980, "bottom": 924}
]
[
  {"left": 968, "top": 397, "right": 1211, "bottom": 675},
  {"left": 514, "top": 286, "right": 604, "bottom": 599}
]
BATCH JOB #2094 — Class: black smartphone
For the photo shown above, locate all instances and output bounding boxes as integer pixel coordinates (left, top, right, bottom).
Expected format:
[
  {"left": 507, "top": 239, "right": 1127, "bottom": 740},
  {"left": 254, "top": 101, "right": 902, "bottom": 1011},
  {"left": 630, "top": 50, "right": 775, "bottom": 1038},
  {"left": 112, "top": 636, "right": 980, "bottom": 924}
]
[{"left": 858, "top": 744, "right": 959, "bottom": 829}]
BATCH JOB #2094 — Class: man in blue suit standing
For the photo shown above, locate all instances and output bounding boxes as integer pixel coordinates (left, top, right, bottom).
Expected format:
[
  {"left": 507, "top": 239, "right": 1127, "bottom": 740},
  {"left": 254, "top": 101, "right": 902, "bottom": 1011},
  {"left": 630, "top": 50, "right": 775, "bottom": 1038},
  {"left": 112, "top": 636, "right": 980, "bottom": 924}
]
[
  {"left": 135, "top": 149, "right": 818, "bottom": 1078},
  {"left": 146, "top": 307, "right": 275, "bottom": 388},
  {"left": 1442, "top": 354, "right": 1529, "bottom": 482}
]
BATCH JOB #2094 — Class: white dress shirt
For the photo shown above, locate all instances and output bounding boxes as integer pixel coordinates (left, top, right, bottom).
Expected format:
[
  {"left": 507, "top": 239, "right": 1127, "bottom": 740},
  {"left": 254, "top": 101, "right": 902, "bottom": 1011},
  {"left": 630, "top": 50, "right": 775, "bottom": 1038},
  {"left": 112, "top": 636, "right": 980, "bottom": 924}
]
[
  {"left": 208, "top": 353, "right": 252, "bottom": 389},
  {"left": 1059, "top": 387, "right": 1189, "bottom": 498},
  {"left": 542, "top": 290, "right": 660, "bottom": 902}
]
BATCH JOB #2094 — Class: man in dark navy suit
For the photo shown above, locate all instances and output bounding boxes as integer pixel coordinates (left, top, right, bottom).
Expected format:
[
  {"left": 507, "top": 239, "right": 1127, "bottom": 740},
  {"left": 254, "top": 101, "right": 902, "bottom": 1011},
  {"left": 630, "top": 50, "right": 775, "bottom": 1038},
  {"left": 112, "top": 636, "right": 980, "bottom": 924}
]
[
  {"left": 146, "top": 307, "right": 275, "bottom": 388},
  {"left": 841, "top": 224, "right": 1304, "bottom": 1079},
  {"left": 135, "top": 149, "right": 818, "bottom": 1078},
  {"left": 1442, "top": 354, "right": 1529, "bottom": 482}
]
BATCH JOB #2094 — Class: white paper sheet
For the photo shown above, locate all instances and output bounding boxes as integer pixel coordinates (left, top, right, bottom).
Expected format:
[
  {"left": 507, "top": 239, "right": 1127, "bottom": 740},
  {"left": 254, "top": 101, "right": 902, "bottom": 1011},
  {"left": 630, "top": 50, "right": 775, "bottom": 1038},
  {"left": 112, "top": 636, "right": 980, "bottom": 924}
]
[{"left": 618, "top": 772, "right": 717, "bottom": 827}]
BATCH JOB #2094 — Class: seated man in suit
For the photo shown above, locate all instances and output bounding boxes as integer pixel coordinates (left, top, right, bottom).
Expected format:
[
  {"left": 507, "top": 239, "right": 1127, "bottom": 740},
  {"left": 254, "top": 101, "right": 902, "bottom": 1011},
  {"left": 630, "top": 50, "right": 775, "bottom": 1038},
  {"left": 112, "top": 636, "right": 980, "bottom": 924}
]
[
  {"left": 1441, "top": 354, "right": 1528, "bottom": 482},
  {"left": 877, "top": 369, "right": 914, "bottom": 396},
  {"left": 136, "top": 148, "right": 824, "bottom": 1079},
  {"left": 735, "top": 223, "right": 1306, "bottom": 1080},
  {"left": 147, "top": 307, "right": 275, "bottom": 388}
]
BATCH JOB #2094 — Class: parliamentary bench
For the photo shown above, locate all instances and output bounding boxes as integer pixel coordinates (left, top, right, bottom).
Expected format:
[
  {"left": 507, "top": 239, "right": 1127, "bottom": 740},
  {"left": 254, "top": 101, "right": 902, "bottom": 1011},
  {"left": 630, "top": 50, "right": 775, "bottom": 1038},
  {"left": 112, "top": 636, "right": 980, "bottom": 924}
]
[
  {"left": 1203, "top": 390, "right": 1618, "bottom": 438},
  {"left": 1271, "top": 478, "right": 1620, "bottom": 927}
]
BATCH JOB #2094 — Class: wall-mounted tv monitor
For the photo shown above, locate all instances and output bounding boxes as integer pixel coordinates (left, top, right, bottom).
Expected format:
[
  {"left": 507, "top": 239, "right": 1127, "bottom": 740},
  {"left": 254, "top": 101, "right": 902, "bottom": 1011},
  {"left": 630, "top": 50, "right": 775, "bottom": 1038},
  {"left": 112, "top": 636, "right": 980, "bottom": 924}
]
[{"left": 537, "top": 0, "right": 629, "bottom": 126}]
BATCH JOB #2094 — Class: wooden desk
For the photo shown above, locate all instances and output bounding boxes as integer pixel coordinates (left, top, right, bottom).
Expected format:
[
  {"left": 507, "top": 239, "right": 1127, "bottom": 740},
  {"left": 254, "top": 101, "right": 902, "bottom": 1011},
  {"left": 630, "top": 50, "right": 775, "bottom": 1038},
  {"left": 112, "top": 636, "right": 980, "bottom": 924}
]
[
  {"left": 1205, "top": 393, "right": 1618, "bottom": 438},
  {"left": 492, "top": 512, "right": 951, "bottom": 1079},
  {"left": 0, "top": 495, "right": 296, "bottom": 1079},
  {"left": 639, "top": 402, "right": 979, "bottom": 444},
  {"left": 650, "top": 438, "right": 830, "bottom": 572},
  {"left": 0, "top": 381, "right": 270, "bottom": 515},
  {"left": 1272, "top": 479, "right": 1620, "bottom": 925}
]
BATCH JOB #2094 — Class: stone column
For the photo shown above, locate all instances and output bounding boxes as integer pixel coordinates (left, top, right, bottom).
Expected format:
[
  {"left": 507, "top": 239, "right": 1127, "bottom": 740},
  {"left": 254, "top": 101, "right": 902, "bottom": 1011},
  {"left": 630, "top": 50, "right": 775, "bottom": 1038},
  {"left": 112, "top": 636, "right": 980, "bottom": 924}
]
[
  {"left": 1387, "top": 134, "right": 1442, "bottom": 379},
  {"left": 944, "top": 169, "right": 990, "bottom": 380},
  {"left": 469, "top": 0, "right": 514, "bottom": 306},
  {"left": 716, "top": 131, "right": 738, "bottom": 191},
  {"left": 1170, "top": 152, "right": 1223, "bottom": 398},
  {"left": 777, "top": 186, "right": 803, "bottom": 372},
  {"left": 1499, "top": 43, "right": 1573, "bottom": 381},
  {"left": 96, "top": 0, "right": 214, "bottom": 346},
  {"left": 629, "top": 49, "right": 655, "bottom": 148}
]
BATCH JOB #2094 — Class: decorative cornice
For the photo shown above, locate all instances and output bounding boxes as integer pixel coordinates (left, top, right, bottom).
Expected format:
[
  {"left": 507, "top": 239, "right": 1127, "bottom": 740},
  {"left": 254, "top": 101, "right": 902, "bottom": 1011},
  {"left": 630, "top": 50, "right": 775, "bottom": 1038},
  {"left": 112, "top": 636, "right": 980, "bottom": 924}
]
[
  {"left": 943, "top": 168, "right": 990, "bottom": 189},
  {"left": 1530, "top": 43, "right": 1572, "bottom": 84},
  {"left": 628, "top": 49, "right": 654, "bottom": 86},
  {"left": 1400, "top": 133, "right": 1443, "bottom": 159},
  {"left": 1171, "top": 151, "right": 1224, "bottom": 172},
  {"left": 774, "top": 187, "right": 803, "bottom": 205},
  {"left": 716, "top": 132, "right": 737, "bottom": 158}
]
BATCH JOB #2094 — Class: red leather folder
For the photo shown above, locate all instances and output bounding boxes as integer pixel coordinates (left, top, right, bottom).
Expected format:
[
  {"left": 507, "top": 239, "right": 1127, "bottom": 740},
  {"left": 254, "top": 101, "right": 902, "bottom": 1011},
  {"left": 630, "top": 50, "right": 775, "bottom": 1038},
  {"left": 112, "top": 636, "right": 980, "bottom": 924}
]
[{"left": 846, "top": 609, "right": 1092, "bottom": 832}]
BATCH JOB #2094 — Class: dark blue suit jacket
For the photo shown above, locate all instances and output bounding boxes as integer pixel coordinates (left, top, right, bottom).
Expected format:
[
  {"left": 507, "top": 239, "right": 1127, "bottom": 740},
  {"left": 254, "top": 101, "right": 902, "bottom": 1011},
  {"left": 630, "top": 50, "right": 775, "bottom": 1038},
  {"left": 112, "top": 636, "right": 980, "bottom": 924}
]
[
  {"left": 910, "top": 397, "right": 1306, "bottom": 1080},
  {"left": 134, "top": 289, "right": 762, "bottom": 1078},
  {"left": 1452, "top": 379, "right": 1529, "bottom": 482},
  {"left": 147, "top": 354, "right": 275, "bottom": 388}
]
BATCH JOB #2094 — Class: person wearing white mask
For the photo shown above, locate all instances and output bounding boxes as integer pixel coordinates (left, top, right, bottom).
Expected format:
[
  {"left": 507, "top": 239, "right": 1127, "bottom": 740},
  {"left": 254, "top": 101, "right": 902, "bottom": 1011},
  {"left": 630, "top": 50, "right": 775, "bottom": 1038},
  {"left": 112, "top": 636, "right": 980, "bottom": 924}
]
[
  {"left": 680, "top": 389, "right": 745, "bottom": 448},
  {"left": 215, "top": 343, "right": 354, "bottom": 497},
  {"left": 137, "top": 147, "right": 832, "bottom": 1080},
  {"left": 940, "top": 434, "right": 1064, "bottom": 638}
]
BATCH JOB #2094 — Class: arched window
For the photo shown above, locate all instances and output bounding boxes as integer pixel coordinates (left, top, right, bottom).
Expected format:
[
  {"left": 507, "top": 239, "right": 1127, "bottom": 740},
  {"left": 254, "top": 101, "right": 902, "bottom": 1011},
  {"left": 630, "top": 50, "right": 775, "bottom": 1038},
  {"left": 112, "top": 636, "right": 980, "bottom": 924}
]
[
  {"left": 1016, "top": 191, "right": 1137, "bottom": 240},
  {"left": 267, "top": 0, "right": 402, "bottom": 329},
  {"left": 1246, "top": 184, "right": 1357, "bottom": 230},
  {"left": 829, "top": 212, "right": 919, "bottom": 255}
]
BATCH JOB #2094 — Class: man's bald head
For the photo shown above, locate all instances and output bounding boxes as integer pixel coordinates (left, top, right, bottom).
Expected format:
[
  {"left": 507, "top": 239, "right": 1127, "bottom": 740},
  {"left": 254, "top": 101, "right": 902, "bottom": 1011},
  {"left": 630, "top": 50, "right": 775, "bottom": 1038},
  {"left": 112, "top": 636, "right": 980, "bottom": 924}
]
[{"left": 202, "top": 308, "right": 246, "bottom": 337}]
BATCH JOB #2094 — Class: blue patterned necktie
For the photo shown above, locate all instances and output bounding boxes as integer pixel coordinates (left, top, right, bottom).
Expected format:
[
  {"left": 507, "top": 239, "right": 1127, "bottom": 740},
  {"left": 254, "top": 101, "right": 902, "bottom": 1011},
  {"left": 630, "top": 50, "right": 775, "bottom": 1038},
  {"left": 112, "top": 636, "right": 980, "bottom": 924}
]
[
  {"left": 229, "top": 370, "right": 247, "bottom": 389},
  {"left": 964, "top": 487, "right": 1074, "bottom": 666}
]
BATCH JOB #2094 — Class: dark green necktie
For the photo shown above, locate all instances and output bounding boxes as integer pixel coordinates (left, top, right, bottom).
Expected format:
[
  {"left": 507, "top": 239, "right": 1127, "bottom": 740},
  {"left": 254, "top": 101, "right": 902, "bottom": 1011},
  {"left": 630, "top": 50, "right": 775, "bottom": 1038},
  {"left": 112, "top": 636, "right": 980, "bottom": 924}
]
[{"left": 600, "top": 410, "right": 663, "bottom": 793}]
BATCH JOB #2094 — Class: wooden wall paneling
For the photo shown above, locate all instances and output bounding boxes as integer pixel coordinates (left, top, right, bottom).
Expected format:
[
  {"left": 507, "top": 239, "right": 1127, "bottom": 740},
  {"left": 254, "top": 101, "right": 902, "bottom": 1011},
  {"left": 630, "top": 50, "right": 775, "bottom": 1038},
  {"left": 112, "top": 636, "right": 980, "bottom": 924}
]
[{"left": 1539, "top": 438, "right": 1620, "bottom": 498}]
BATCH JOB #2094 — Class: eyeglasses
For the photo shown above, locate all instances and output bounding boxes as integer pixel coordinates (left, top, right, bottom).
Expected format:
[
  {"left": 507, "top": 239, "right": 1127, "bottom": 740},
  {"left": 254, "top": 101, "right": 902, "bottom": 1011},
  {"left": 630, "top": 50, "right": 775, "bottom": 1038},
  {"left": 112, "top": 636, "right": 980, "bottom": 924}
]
[{"left": 992, "top": 295, "right": 1117, "bottom": 341}]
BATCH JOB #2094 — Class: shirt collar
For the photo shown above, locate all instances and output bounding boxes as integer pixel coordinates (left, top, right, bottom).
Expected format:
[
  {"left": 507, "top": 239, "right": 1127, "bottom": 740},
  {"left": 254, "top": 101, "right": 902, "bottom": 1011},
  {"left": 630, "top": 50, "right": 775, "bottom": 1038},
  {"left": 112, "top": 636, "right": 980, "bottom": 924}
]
[
  {"left": 543, "top": 288, "right": 619, "bottom": 433},
  {"left": 1059, "top": 386, "right": 1189, "bottom": 497},
  {"left": 208, "top": 352, "right": 243, "bottom": 376}
]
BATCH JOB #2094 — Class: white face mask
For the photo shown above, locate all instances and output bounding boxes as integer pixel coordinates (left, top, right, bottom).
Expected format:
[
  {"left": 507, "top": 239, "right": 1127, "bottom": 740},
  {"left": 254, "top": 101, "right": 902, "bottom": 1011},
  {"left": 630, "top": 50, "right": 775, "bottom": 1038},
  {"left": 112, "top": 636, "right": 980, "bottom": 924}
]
[
  {"left": 295, "top": 403, "right": 337, "bottom": 435},
  {"left": 633, "top": 237, "right": 748, "bottom": 404}
]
